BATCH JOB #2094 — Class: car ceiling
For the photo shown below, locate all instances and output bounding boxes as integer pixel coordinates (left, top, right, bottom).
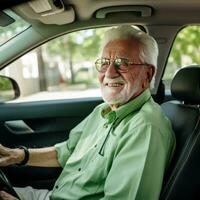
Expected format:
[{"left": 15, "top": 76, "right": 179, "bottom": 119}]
[
  {"left": 72, "top": 0, "right": 200, "bottom": 25},
  {"left": 12, "top": 0, "right": 200, "bottom": 25},
  {"left": 1, "top": 0, "right": 200, "bottom": 93}
]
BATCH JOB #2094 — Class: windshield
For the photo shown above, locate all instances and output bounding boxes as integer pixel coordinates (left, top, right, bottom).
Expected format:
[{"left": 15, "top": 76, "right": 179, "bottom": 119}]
[{"left": 0, "top": 9, "right": 30, "bottom": 46}]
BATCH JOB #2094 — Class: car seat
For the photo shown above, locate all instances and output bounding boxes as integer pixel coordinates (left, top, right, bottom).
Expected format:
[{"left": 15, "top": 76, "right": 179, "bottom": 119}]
[{"left": 160, "top": 66, "right": 200, "bottom": 200}]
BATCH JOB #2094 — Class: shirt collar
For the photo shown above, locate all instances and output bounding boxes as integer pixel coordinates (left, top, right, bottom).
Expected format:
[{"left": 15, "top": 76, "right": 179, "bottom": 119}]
[{"left": 101, "top": 89, "right": 151, "bottom": 125}]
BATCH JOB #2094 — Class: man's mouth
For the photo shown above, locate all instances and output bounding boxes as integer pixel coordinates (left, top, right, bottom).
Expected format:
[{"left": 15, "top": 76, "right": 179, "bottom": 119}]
[{"left": 105, "top": 83, "right": 124, "bottom": 87}]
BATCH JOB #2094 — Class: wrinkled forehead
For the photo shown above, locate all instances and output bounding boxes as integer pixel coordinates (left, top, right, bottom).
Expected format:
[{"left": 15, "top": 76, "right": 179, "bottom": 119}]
[{"left": 102, "top": 38, "right": 140, "bottom": 60}]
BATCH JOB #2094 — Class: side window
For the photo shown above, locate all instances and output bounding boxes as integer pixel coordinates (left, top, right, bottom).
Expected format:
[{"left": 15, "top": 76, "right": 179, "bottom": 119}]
[
  {"left": 0, "top": 28, "right": 109, "bottom": 102},
  {"left": 163, "top": 26, "right": 200, "bottom": 90}
]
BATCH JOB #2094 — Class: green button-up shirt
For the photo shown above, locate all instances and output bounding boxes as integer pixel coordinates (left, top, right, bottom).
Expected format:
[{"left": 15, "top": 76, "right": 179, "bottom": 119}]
[{"left": 51, "top": 89, "right": 175, "bottom": 200}]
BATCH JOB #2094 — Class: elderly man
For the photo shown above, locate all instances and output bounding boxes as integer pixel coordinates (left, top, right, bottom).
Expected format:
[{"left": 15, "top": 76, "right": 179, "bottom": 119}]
[{"left": 0, "top": 25, "right": 175, "bottom": 200}]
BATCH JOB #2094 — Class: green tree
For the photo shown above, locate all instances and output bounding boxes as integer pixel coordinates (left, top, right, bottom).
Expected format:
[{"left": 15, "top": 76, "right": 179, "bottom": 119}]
[
  {"left": 167, "top": 26, "right": 200, "bottom": 77},
  {"left": 0, "top": 76, "right": 12, "bottom": 90},
  {"left": 46, "top": 28, "right": 107, "bottom": 84},
  {"left": 164, "top": 26, "right": 200, "bottom": 88}
]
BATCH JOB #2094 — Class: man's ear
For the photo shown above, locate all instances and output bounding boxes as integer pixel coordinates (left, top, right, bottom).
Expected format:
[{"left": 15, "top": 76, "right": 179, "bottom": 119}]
[
  {"left": 142, "top": 65, "right": 155, "bottom": 89},
  {"left": 147, "top": 65, "right": 155, "bottom": 82}
]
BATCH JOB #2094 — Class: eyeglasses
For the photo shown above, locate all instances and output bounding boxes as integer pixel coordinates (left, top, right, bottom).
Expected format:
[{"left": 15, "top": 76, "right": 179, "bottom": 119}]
[{"left": 95, "top": 57, "right": 150, "bottom": 73}]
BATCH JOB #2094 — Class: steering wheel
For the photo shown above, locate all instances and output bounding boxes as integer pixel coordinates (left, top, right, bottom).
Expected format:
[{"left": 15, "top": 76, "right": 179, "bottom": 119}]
[{"left": 0, "top": 169, "right": 20, "bottom": 199}]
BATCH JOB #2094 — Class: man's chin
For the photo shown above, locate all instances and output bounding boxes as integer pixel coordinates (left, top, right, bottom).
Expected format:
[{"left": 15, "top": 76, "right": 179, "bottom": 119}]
[{"left": 102, "top": 95, "right": 128, "bottom": 106}]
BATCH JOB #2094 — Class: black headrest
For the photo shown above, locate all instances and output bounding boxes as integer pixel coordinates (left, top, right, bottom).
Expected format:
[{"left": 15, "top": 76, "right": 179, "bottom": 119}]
[{"left": 171, "top": 65, "right": 200, "bottom": 104}]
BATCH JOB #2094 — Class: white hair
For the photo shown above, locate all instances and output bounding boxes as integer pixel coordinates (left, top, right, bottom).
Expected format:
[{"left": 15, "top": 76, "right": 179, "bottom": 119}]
[{"left": 101, "top": 25, "right": 159, "bottom": 88}]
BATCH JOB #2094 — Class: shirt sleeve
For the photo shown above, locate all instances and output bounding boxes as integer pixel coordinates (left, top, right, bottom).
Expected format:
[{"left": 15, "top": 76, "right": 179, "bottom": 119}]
[
  {"left": 54, "top": 115, "right": 90, "bottom": 168},
  {"left": 100, "top": 123, "right": 173, "bottom": 200}
]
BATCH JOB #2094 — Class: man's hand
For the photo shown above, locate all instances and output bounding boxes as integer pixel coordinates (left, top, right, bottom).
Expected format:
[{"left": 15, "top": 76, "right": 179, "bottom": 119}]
[
  {"left": 0, "top": 144, "right": 60, "bottom": 167},
  {"left": 0, "top": 144, "right": 24, "bottom": 166},
  {"left": 0, "top": 191, "right": 19, "bottom": 200}
]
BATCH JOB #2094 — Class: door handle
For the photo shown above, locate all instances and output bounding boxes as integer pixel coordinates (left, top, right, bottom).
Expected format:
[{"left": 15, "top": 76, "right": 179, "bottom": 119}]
[{"left": 4, "top": 120, "right": 34, "bottom": 135}]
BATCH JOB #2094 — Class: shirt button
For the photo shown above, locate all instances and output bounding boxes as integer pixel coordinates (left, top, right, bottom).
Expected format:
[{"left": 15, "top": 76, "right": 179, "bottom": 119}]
[
  {"left": 78, "top": 168, "right": 81, "bottom": 171},
  {"left": 55, "top": 185, "right": 59, "bottom": 189},
  {"left": 94, "top": 144, "right": 97, "bottom": 148}
]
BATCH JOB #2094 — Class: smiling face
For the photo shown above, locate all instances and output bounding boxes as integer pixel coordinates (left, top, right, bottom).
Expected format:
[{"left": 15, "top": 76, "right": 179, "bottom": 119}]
[{"left": 98, "top": 38, "right": 155, "bottom": 110}]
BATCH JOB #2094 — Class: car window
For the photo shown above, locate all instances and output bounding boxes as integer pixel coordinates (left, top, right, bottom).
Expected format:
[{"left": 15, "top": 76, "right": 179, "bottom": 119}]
[
  {"left": 0, "top": 27, "right": 111, "bottom": 102},
  {"left": 163, "top": 26, "right": 200, "bottom": 90}
]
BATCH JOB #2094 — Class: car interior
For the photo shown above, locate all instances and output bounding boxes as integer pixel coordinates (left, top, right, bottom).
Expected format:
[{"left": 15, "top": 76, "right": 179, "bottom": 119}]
[{"left": 0, "top": 0, "right": 200, "bottom": 199}]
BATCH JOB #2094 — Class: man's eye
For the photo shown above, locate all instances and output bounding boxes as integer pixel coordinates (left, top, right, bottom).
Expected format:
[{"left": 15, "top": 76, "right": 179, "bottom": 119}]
[
  {"left": 114, "top": 61, "right": 122, "bottom": 67},
  {"left": 102, "top": 62, "right": 108, "bottom": 66},
  {"left": 121, "top": 59, "right": 129, "bottom": 66}
]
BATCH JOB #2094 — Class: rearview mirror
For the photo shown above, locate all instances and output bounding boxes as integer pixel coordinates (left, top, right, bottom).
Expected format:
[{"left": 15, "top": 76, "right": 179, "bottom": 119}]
[{"left": 0, "top": 75, "right": 20, "bottom": 102}]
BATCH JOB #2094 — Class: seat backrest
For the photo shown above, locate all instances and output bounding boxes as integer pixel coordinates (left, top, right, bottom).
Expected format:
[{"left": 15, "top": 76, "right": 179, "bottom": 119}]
[{"left": 160, "top": 66, "right": 200, "bottom": 200}]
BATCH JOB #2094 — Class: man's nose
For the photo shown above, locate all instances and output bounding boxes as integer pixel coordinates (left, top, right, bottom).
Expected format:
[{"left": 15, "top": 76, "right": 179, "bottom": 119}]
[{"left": 105, "top": 62, "right": 119, "bottom": 78}]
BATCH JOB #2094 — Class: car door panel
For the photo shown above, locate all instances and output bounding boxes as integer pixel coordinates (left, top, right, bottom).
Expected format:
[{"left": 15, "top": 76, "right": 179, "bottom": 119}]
[{"left": 0, "top": 97, "right": 103, "bottom": 189}]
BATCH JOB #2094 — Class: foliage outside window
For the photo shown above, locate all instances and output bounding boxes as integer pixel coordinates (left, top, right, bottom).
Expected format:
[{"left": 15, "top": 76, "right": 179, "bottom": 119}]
[
  {"left": 0, "top": 28, "right": 109, "bottom": 102},
  {"left": 0, "top": 76, "right": 15, "bottom": 101},
  {"left": 0, "top": 76, "right": 12, "bottom": 90},
  {"left": 163, "top": 26, "right": 200, "bottom": 89}
]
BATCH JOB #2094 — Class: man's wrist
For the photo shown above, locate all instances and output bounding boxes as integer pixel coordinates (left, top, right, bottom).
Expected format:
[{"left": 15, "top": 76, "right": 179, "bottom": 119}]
[{"left": 16, "top": 146, "right": 29, "bottom": 166}]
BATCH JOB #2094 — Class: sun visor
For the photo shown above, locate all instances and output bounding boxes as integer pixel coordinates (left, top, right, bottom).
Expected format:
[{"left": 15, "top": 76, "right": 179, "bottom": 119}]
[
  {"left": 0, "top": 11, "right": 15, "bottom": 27},
  {"left": 13, "top": 0, "right": 75, "bottom": 25}
]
